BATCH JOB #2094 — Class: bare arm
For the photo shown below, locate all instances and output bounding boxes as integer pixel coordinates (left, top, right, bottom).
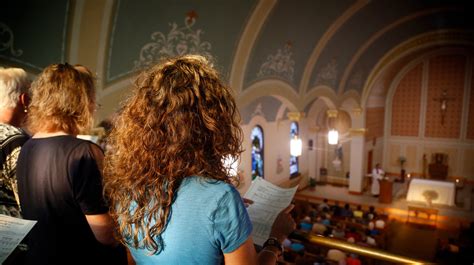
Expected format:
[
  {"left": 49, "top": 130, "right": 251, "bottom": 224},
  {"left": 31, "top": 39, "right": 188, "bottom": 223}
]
[
  {"left": 85, "top": 213, "right": 117, "bottom": 246},
  {"left": 223, "top": 237, "right": 257, "bottom": 265}
]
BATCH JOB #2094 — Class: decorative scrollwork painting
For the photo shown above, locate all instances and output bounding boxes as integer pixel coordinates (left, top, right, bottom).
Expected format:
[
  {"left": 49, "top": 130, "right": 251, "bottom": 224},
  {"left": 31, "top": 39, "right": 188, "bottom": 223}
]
[
  {"left": 257, "top": 42, "right": 295, "bottom": 82},
  {"left": 0, "top": 22, "right": 23, "bottom": 57},
  {"left": 314, "top": 58, "right": 338, "bottom": 88},
  {"left": 134, "top": 11, "right": 213, "bottom": 70}
]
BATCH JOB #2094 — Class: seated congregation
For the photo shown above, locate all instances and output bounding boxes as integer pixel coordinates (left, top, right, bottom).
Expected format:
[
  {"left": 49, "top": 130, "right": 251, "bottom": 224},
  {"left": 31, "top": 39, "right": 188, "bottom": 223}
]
[{"left": 280, "top": 199, "right": 389, "bottom": 265}]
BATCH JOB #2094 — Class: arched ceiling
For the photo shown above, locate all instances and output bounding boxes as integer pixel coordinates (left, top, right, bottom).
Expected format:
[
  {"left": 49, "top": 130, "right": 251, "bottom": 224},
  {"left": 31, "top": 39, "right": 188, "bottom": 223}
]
[
  {"left": 343, "top": 9, "right": 474, "bottom": 94},
  {"left": 243, "top": 0, "right": 354, "bottom": 91},
  {"left": 1, "top": 0, "right": 473, "bottom": 115}
]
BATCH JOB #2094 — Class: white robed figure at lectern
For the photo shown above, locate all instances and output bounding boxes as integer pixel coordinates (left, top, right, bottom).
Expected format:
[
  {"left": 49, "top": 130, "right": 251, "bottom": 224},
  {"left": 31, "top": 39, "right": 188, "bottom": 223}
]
[{"left": 371, "top": 163, "right": 384, "bottom": 196}]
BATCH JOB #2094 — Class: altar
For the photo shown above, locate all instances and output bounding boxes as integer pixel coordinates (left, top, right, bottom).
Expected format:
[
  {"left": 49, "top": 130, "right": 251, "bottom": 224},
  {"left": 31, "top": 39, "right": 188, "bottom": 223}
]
[{"left": 406, "top": 178, "right": 455, "bottom": 207}]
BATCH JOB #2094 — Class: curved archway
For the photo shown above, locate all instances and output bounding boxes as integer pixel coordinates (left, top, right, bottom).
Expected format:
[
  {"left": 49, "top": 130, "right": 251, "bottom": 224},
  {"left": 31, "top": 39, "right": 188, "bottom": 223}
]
[
  {"left": 362, "top": 30, "right": 474, "bottom": 107},
  {"left": 238, "top": 79, "right": 299, "bottom": 111}
]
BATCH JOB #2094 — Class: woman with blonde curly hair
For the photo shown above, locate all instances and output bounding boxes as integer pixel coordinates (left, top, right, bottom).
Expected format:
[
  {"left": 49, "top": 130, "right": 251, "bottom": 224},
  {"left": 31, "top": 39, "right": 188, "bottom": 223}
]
[
  {"left": 105, "top": 55, "right": 267, "bottom": 264},
  {"left": 16, "top": 63, "right": 125, "bottom": 265}
]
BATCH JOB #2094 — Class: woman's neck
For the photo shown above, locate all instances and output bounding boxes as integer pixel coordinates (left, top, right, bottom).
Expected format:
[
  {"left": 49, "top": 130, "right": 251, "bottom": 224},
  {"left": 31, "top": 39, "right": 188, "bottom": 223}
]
[{"left": 33, "top": 131, "right": 71, "bottom": 138}]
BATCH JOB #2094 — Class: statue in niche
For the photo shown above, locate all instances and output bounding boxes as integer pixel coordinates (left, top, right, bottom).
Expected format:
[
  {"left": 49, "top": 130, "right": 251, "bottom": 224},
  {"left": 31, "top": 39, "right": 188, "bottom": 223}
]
[
  {"left": 332, "top": 144, "right": 343, "bottom": 172},
  {"left": 428, "top": 153, "right": 448, "bottom": 180},
  {"left": 276, "top": 155, "right": 283, "bottom": 174}
]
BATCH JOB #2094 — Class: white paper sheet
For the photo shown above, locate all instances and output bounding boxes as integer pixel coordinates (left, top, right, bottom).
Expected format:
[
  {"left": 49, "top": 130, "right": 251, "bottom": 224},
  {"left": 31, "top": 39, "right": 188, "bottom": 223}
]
[
  {"left": 244, "top": 177, "right": 298, "bottom": 246},
  {"left": 0, "top": 214, "right": 36, "bottom": 263}
]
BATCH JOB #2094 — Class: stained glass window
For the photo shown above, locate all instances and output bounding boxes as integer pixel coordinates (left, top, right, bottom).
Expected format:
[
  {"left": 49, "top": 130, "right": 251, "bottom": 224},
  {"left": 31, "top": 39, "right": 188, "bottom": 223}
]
[
  {"left": 290, "top": 122, "right": 299, "bottom": 178},
  {"left": 251, "top": 126, "right": 264, "bottom": 179}
]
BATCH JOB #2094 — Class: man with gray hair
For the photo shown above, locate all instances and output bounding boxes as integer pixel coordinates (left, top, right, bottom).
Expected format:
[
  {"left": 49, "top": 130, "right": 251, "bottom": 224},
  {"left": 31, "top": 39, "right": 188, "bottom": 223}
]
[{"left": 0, "top": 67, "right": 30, "bottom": 217}]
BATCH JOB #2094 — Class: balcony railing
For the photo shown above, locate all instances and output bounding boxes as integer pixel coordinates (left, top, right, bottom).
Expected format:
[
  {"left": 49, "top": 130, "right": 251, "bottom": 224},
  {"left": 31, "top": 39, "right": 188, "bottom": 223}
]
[{"left": 308, "top": 234, "right": 430, "bottom": 264}]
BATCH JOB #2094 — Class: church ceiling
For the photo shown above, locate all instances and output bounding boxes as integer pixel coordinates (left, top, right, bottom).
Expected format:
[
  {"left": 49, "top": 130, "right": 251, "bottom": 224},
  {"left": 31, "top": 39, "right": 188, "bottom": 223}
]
[
  {"left": 345, "top": 10, "right": 474, "bottom": 95},
  {"left": 243, "top": 0, "right": 354, "bottom": 92},
  {"left": 309, "top": 0, "right": 473, "bottom": 95},
  {"left": 1, "top": 0, "right": 473, "bottom": 110},
  {"left": 239, "top": 95, "right": 284, "bottom": 124},
  {"left": 0, "top": 0, "right": 70, "bottom": 71},
  {"left": 106, "top": 0, "right": 255, "bottom": 83}
]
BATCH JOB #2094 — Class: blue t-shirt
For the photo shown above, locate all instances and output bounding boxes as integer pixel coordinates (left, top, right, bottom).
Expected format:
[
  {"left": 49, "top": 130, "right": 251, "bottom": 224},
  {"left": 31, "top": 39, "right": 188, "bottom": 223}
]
[{"left": 128, "top": 176, "right": 253, "bottom": 265}]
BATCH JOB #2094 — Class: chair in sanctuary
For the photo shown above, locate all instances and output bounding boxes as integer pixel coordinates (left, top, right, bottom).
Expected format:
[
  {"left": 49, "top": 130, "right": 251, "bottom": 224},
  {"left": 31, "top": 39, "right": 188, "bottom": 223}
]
[{"left": 428, "top": 153, "right": 448, "bottom": 180}]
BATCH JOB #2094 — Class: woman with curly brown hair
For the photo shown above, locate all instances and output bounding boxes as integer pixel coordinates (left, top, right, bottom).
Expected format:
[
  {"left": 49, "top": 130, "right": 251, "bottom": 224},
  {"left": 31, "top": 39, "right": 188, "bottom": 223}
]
[
  {"left": 103, "top": 55, "right": 296, "bottom": 264},
  {"left": 16, "top": 63, "right": 125, "bottom": 265}
]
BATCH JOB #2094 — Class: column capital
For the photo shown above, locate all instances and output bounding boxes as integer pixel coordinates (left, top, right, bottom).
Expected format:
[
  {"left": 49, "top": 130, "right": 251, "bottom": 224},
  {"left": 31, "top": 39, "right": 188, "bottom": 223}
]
[
  {"left": 326, "top": 109, "right": 338, "bottom": 118},
  {"left": 352, "top": 108, "right": 363, "bottom": 116},
  {"left": 308, "top": 126, "right": 321, "bottom": 133},
  {"left": 287, "top": 111, "right": 305, "bottom": 121},
  {"left": 349, "top": 128, "right": 367, "bottom": 136}
]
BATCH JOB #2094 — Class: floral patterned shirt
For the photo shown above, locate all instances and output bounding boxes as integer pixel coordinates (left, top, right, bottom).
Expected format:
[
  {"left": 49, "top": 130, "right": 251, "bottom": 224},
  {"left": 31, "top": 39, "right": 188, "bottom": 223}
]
[{"left": 0, "top": 123, "right": 29, "bottom": 217}]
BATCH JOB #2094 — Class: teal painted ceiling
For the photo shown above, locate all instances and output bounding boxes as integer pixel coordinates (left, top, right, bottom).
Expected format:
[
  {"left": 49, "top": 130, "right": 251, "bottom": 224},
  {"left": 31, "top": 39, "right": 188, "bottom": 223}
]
[
  {"left": 0, "top": 0, "right": 70, "bottom": 71},
  {"left": 346, "top": 10, "right": 474, "bottom": 94},
  {"left": 107, "top": 0, "right": 255, "bottom": 82},
  {"left": 240, "top": 96, "right": 284, "bottom": 124},
  {"left": 243, "top": 0, "right": 354, "bottom": 91},
  {"left": 309, "top": 0, "right": 474, "bottom": 94}
]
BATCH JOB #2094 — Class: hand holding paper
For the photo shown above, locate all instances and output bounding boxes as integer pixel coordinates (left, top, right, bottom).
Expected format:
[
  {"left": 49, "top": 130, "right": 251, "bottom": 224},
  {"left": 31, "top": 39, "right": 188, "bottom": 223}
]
[{"left": 244, "top": 177, "right": 298, "bottom": 246}]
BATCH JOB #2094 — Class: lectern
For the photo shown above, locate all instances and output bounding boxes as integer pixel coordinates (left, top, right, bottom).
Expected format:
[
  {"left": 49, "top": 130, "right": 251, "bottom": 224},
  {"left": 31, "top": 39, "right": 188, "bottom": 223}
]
[{"left": 378, "top": 179, "right": 393, "bottom": 204}]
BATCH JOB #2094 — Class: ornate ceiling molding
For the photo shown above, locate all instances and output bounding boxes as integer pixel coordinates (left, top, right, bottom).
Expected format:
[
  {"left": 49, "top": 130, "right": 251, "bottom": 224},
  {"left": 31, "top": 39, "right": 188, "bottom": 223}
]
[
  {"left": 229, "top": 0, "right": 276, "bottom": 93},
  {"left": 300, "top": 85, "right": 338, "bottom": 110},
  {"left": 236, "top": 79, "right": 298, "bottom": 111}
]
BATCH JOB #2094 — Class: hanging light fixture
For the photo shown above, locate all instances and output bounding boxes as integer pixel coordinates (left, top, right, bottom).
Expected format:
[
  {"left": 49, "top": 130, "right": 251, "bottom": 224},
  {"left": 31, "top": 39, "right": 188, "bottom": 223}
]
[
  {"left": 328, "top": 129, "right": 339, "bottom": 145},
  {"left": 290, "top": 135, "right": 302, "bottom": 157},
  {"left": 287, "top": 112, "right": 304, "bottom": 157}
]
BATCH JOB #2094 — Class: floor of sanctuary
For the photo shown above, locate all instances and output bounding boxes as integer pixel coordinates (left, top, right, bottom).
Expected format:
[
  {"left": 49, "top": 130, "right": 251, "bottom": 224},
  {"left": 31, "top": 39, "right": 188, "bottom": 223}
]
[
  {"left": 295, "top": 182, "right": 474, "bottom": 230},
  {"left": 375, "top": 219, "right": 461, "bottom": 262}
]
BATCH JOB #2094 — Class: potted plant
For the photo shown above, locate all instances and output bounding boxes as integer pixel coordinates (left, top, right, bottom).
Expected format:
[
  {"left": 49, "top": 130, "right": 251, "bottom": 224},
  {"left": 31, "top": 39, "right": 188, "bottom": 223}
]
[{"left": 309, "top": 177, "right": 317, "bottom": 190}]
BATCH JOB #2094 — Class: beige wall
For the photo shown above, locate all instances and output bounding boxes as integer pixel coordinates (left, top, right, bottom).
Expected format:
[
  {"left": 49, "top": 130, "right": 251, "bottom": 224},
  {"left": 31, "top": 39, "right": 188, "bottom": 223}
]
[
  {"left": 384, "top": 52, "right": 474, "bottom": 179},
  {"left": 240, "top": 117, "right": 310, "bottom": 193}
]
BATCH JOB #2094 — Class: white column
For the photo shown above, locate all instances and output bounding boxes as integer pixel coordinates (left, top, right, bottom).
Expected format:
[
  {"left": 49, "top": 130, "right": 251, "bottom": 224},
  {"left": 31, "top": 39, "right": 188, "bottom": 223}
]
[
  {"left": 349, "top": 132, "right": 365, "bottom": 193},
  {"left": 348, "top": 107, "right": 365, "bottom": 194}
]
